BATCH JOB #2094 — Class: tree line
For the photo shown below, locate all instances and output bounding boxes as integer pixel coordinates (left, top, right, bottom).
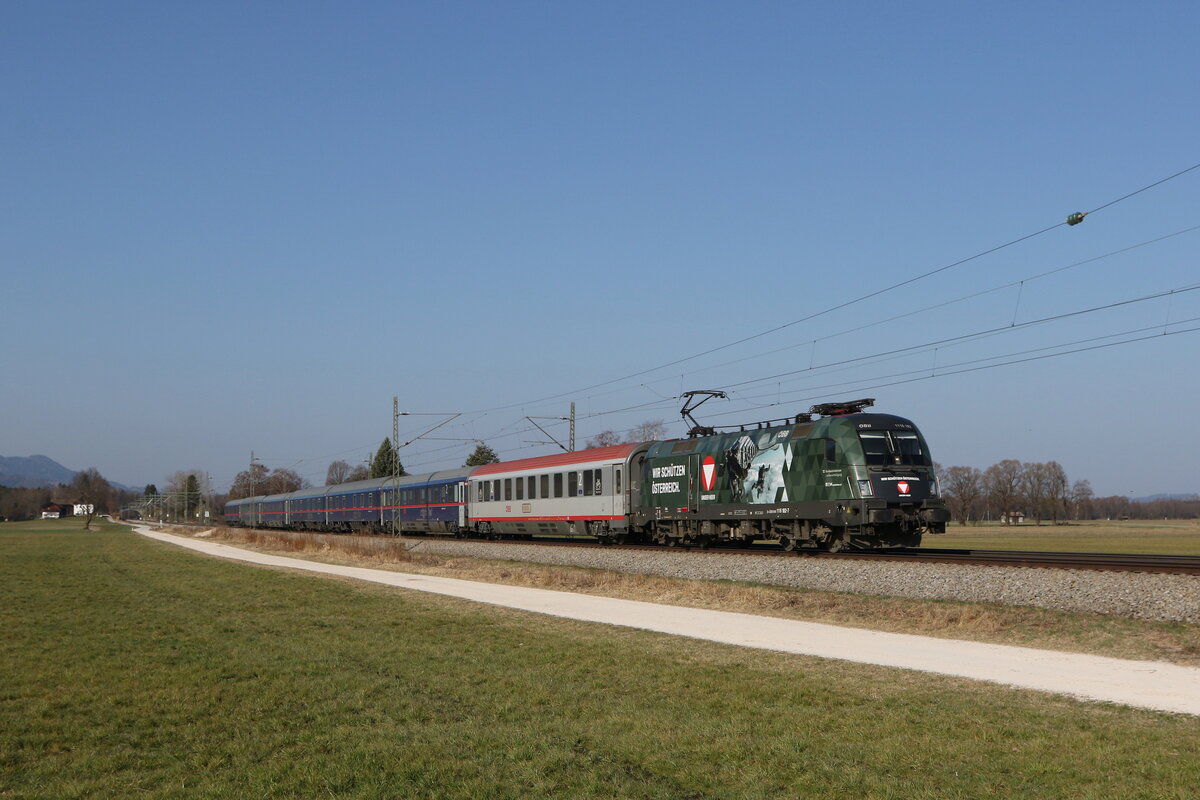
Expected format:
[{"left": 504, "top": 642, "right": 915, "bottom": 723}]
[
  {"left": 224, "top": 419, "right": 672, "bottom": 501},
  {"left": 225, "top": 438, "right": 504, "bottom": 500},
  {"left": 937, "top": 459, "right": 1200, "bottom": 523},
  {"left": 1, "top": 468, "right": 141, "bottom": 526}
]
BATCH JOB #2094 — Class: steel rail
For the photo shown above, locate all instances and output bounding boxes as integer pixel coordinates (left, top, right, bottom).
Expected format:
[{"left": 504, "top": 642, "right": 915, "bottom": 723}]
[{"left": 399, "top": 533, "right": 1200, "bottom": 575}]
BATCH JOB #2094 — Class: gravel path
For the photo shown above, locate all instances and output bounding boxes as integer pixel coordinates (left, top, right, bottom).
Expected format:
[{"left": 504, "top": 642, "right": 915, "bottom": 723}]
[{"left": 402, "top": 539, "right": 1200, "bottom": 623}]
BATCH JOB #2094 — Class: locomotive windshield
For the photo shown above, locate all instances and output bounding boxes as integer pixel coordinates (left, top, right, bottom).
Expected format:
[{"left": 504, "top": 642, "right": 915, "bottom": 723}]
[{"left": 859, "top": 430, "right": 930, "bottom": 467}]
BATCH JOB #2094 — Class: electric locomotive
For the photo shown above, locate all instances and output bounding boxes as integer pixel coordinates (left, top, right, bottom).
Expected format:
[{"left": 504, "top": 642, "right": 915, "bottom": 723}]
[{"left": 632, "top": 399, "right": 948, "bottom": 550}]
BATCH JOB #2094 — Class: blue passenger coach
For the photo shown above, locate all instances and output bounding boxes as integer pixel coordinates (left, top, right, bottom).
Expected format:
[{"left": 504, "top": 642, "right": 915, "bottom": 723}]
[{"left": 225, "top": 469, "right": 472, "bottom": 534}]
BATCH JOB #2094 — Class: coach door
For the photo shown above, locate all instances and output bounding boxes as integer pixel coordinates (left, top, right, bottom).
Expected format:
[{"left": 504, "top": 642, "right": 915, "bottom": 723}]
[{"left": 597, "top": 465, "right": 613, "bottom": 520}]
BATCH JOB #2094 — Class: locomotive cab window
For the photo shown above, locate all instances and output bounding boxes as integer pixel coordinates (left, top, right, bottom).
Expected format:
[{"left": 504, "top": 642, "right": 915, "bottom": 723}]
[
  {"left": 860, "top": 430, "right": 930, "bottom": 467},
  {"left": 893, "top": 432, "right": 930, "bottom": 465},
  {"left": 824, "top": 439, "right": 838, "bottom": 463}
]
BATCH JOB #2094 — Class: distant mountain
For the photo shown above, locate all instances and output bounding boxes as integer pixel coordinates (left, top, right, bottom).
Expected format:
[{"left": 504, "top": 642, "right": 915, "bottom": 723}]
[
  {"left": 1133, "top": 493, "right": 1200, "bottom": 502},
  {"left": 0, "top": 454, "right": 78, "bottom": 489},
  {"left": 0, "top": 455, "right": 137, "bottom": 492}
]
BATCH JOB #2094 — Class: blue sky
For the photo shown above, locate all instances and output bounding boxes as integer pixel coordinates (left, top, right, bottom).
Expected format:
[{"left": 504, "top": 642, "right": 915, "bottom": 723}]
[{"left": 3, "top": 1, "right": 1197, "bottom": 498}]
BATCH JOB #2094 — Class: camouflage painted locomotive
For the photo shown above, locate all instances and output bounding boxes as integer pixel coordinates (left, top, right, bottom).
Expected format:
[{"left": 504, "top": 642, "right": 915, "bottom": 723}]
[{"left": 632, "top": 399, "right": 949, "bottom": 550}]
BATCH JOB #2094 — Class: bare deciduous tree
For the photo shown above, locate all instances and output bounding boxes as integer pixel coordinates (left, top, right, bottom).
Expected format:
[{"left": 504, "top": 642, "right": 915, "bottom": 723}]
[
  {"left": 585, "top": 430, "right": 622, "bottom": 449},
  {"left": 1068, "top": 479, "right": 1094, "bottom": 520},
  {"left": 229, "top": 463, "right": 269, "bottom": 500},
  {"left": 940, "top": 464, "right": 984, "bottom": 525},
  {"left": 984, "top": 459, "right": 1023, "bottom": 523},
  {"left": 262, "top": 468, "right": 307, "bottom": 495},
  {"left": 1042, "top": 461, "right": 1069, "bottom": 524},
  {"left": 326, "top": 460, "right": 352, "bottom": 486},
  {"left": 70, "top": 467, "right": 111, "bottom": 530},
  {"left": 626, "top": 420, "right": 667, "bottom": 443}
]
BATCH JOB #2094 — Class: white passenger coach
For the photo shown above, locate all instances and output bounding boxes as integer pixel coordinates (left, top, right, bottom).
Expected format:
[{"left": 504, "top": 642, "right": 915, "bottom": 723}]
[{"left": 467, "top": 443, "right": 648, "bottom": 541}]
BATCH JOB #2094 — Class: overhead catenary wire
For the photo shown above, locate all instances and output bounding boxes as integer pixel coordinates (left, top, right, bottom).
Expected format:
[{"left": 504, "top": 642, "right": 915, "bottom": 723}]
[
  {"left": 224, "top": 162, "right": 1200, "bottom": 488},
  {"left": 397, "top": 275, "right": 1200, "bottom": 466},
  {"left": 450, "top": 161, "right": 1200, "bottom": 419},
  {"left": 713, "top": 320, "right": 1200, "bottom": 420}
]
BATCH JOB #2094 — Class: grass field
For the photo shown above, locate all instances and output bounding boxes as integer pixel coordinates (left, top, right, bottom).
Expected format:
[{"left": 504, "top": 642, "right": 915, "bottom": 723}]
[
  {"left": 927, "top": 519, "right": 1200, "bottom": 554},
  {"left": 207, "top": 524, "right": 1200, "bottom": 668},
  {"left": 3, "top": 519, "right": 1200, "bottom": 799}
]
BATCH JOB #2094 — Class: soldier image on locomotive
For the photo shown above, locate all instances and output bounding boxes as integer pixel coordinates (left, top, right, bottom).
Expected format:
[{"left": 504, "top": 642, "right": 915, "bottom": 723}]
[
  {"left": 226, "top": 398, "right": 948, "bottom": 551},
  {"left": 633, "top": 398, "right": 948, "bottom": 551}
]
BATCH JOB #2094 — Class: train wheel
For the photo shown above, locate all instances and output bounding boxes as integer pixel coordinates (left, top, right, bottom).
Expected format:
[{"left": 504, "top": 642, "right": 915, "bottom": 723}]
[{"left": 817, "top": 529, "right": 846, "bottom": 553}]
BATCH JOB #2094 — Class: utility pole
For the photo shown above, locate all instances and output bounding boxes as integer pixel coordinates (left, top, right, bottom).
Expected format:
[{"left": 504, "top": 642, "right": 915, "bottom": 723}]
[
  {"left": 250, "top": 451, "right": 261, "bottom": 528},
  {"left": 391, "top": 405, "right": 464, "bottom": 535},
  {"left": 526, "top": 403, "right": 576, "bottom": 453},
  {"left": 392, "top": 397, "right": 400, "bottom": 537}
]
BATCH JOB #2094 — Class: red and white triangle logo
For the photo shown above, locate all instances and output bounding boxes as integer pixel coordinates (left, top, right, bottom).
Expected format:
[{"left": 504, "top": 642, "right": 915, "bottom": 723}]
[
  {"left": 897, "top": 481, "right": 910, "bottom": 494},
  {"left": 701, "top": 456, "right": 717, "bottom": 491}
]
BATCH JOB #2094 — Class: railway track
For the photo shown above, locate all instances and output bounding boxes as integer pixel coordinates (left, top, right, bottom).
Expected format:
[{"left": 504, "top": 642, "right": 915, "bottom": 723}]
[
  {"left": 403, "top": 533, "right": 1200, "bottom": 575},
  {"left": 857, "top": 548, "right": 1200, "bottom": 575}
]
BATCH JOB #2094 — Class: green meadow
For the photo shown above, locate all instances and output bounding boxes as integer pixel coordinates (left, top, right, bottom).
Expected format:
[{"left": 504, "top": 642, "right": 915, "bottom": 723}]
[
  {"left": 929, "top": 519, "right": 1200, "bottom": 554},
  {"left": 3, "top": 519, "right": 1198, "bottom": 799}
]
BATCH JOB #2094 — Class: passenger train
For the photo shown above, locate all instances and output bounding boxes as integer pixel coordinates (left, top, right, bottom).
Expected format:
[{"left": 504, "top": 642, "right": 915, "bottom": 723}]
[{"left": 224, "top": 399, "right": 949, "bottom": 550}]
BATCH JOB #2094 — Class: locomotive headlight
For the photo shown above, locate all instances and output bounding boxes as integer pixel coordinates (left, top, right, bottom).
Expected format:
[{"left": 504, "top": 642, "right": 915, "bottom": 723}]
[
  {"left": 857, "top": 479, "right": 873, "bottom": 497},
  {"left": 930, "top": 477, "right": 940, "bottom": 497}
]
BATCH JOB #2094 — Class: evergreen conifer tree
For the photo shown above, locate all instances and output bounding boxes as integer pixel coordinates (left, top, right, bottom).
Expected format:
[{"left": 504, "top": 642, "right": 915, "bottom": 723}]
[
  {"left": 369, "top": 438, "right": 406, "bottom": 478},
  {"left": 464, "top": 442, "right": 500, "bottom": 466}
]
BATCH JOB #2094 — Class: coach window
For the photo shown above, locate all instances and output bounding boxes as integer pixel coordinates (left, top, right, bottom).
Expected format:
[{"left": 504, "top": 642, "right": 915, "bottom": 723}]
[
  {"left": 568, "top": 471, "right": 578, "bottom": 497},
  {"left": 582, "top": 470, "right": 593, "bottom": 497},
  {"left": 527, "top": 476, "right": 536, "bottom": 499},
  {"left": 554, "top": 473, "right": 563, "bottom": 498},
  {"left": 615, "top": 468, "right": 621, "bottom": 495},
  {"left": 540, "top": 474, "right": 549, "bottom": 498},
  {"left": 825, "top": 438, "right": 838, "bottom": 463},
  {"left": 504, "top": 479, "right": 512, "bottom": 501},
  {"left": 515, "top": 477, "right": 523, "bottom": 500}
]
